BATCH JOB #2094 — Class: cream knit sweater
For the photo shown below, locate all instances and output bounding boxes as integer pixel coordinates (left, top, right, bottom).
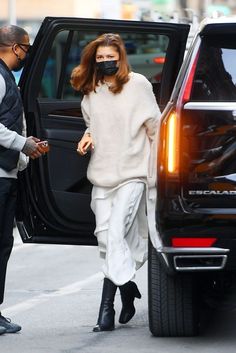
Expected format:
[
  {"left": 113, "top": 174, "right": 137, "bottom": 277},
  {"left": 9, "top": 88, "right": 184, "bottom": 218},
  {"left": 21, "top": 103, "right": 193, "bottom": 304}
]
[{"left": 81, "top": 72, "right": 161, "bottom": 188}]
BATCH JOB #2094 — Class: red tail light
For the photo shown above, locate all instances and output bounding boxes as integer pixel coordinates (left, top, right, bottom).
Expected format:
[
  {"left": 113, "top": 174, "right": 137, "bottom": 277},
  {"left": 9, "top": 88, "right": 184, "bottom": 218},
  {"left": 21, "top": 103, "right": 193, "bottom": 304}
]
[
  {"left": 177, "top": 46, "right": 200, "bottom": 109},
  {"left": 153, "top": 57, "right": 165, "bottom": 64},
  {"left": 172, "top": 237, "right": 217, "bottom": 247}
]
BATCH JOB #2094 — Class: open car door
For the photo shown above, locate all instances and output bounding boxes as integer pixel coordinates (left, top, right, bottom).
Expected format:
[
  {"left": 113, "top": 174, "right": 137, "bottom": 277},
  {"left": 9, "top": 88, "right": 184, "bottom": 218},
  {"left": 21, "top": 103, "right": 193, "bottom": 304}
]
[{"left": 16, "top": 17, "right": 189, "bottom": 244}]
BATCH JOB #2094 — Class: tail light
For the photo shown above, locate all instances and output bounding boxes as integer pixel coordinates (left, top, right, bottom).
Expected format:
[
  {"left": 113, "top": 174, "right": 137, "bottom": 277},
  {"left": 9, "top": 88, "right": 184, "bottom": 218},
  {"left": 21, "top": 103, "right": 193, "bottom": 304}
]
[
  {"left": 153, "top": 57, "right": 165, "bottom": 64},
  {"left": 177, "top": 47, "right": 200, "bottom": 108},
  {"left": 172, "top": 237, "right": 217, "bottom": 247},
  {"left": 165, "top": 111, "right": 179, "bottom": 174},
  {"left": 160, "top": 43, "right": 200, "bottom": 177}
]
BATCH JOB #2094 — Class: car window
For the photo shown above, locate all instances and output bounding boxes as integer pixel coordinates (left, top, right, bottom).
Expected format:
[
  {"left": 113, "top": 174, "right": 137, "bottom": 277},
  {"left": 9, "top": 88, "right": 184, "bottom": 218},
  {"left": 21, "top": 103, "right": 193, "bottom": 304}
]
[
  {"left": 39, "top": 30, "right": 169, "bottom": 99},
  {"left": 191, "top": 35, "right": 236, "bottom": 102}
]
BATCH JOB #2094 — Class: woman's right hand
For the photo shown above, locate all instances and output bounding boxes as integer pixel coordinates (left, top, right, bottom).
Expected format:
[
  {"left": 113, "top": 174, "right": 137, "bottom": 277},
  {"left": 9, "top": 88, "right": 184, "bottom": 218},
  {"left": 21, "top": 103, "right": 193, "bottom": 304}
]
[{"left": 77, "top": 133, "right": 94, "bottom": 155}]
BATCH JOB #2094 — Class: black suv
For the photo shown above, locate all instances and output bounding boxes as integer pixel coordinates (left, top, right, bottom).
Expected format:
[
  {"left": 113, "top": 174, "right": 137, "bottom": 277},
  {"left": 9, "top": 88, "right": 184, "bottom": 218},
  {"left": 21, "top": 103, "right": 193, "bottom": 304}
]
[{"left": 16, "top": 17, "right": 236, "bottom": 337}]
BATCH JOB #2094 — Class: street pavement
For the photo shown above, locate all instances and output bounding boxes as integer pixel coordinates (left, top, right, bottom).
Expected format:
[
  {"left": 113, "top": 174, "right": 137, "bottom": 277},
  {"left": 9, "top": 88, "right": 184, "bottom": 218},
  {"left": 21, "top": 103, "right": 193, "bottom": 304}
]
[{"left": 1, "top": 229, "right": 236, "bottom": 352}]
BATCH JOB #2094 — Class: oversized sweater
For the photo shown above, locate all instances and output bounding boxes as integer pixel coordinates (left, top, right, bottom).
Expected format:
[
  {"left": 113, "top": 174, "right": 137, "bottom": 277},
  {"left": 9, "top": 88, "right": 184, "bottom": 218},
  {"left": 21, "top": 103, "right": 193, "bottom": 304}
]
[{"left": 81, "top": 72, "right": 161, "bottom": 188}]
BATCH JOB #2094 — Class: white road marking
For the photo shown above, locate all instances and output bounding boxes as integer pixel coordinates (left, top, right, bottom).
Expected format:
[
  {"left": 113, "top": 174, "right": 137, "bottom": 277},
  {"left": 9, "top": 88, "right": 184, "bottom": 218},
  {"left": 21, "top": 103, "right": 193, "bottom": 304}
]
[
  {"left": 12, "top": 243, "right": 76, "bottom": 253},
  {"left": 3, "top": 272, "right": 104, "bottom": 317},
  {"left": 12, "top": 243, "right": 36, "bottom": 252}
]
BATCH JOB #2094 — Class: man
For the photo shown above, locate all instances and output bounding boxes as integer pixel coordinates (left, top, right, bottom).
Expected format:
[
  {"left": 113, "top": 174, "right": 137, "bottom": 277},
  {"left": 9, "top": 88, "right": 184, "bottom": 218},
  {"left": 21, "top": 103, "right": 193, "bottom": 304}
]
[{"left": 0, "top": 24, "right": 43, "bottom": 334}]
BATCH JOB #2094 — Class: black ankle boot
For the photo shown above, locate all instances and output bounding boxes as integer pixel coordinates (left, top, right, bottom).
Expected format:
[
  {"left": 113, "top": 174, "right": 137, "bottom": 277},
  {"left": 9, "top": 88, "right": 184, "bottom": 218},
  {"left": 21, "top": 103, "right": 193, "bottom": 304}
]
[
  {"left": 93, "top": 278, "right": 117, "bottom": 332},
  {"left": 119, "top": 281, "right": 141, "bottom": 324}
]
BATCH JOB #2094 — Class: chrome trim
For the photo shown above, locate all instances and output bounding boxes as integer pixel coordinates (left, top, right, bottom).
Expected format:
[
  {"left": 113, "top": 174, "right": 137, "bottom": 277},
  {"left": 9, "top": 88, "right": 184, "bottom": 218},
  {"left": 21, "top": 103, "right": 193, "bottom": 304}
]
[
  {"left": 184, "top": 102, "right": 236, "bottom": 111},
  {"left": 194, "top": 208, "right": 236, "bottom": 215},
  {"left": 160, "top": 252, "right": 169, "bottom": 267},
  {"left": 173, "top": 254, "right": 227, "bottom": 271},
  {"left": 16, "top": 221, "right": 32, "bottom": 240},
  {"left": 158, "top": 246, "right": 229, "bottom": 254}
]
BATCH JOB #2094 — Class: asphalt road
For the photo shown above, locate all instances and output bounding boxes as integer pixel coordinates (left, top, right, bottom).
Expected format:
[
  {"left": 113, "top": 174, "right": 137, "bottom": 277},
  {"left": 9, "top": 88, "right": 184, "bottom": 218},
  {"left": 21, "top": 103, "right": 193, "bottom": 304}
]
[{"left": 1, "top": 229, "right": 236, "bottom": 353}]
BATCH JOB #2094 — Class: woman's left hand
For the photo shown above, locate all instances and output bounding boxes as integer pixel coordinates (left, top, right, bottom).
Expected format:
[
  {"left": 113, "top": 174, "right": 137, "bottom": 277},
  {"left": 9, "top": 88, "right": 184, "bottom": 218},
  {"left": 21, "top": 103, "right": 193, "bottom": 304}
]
[{"left": 77, "top": 134, "right": 94, "bottom": 155}]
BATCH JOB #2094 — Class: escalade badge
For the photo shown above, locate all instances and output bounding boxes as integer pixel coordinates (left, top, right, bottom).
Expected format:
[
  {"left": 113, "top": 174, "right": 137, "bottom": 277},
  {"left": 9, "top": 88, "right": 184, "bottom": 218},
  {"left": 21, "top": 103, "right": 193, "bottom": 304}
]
[{"left": 189, "top": 190, "right": 236, "bottom": 195}]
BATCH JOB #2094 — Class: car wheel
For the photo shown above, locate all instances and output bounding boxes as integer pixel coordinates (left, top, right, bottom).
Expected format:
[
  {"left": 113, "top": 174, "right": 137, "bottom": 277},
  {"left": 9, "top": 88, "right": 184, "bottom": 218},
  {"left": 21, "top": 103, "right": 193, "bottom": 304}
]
[{"left": 148, "top": 240, "right": 199, "bottom": 336}]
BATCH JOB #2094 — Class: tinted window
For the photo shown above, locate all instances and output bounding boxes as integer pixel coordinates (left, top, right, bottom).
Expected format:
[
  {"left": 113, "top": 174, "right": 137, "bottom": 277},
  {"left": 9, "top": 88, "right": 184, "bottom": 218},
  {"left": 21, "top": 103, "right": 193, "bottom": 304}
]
[
  {"left": 191, "top": 35, "right": 236, "bottom": 102},
  {"left": 40, "top": 30, "right": 169, "bottom": 99}
]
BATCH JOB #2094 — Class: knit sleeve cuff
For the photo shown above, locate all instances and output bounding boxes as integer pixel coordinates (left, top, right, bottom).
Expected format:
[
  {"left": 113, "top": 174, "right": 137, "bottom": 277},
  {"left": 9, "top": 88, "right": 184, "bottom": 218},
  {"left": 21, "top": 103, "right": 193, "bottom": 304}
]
[
  {"left": 12, "top": 134, "right": 27, "bottom": 152},
  {"left": 84, "top": 128, "right": 90, "bottom": 135}
]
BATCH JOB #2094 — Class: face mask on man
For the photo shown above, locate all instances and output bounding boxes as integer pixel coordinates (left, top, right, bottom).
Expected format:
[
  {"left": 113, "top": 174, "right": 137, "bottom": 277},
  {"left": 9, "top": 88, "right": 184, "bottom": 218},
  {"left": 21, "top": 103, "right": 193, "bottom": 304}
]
[
  {"left": 12, "top": 44, "right": 29, "bottom": 72},
  {"left": 12, "top": 52, "right": 29, "bottom": 72},
  {"left": 96, "top": 60, "right": 119, "bottom": 76}
]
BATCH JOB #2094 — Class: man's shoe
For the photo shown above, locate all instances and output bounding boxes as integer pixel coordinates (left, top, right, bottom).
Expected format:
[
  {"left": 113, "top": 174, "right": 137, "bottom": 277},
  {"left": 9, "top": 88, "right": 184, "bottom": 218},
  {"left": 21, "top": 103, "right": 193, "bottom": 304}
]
[
  {"left": 0, "top": 326, "right": 6, "bottom": 335},
  {"left": 0, "top": 315, "right": 21, "bottom": 333}
]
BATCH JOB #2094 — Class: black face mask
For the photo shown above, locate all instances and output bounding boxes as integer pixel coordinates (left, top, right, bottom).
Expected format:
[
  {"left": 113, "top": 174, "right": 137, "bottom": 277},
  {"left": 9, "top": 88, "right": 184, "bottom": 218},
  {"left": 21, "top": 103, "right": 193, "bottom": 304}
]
[
  {"left": 96, "top": 60, "right": 118, "bottom": 76},
  {"left": 12, "top": 52, "right": 29, "bottom": 72}
]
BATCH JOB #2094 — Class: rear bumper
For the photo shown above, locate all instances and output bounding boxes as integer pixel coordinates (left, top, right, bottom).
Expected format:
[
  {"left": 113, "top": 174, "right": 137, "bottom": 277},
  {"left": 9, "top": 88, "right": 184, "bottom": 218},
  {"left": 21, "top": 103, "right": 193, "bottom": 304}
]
[{"left": 157, "top": 246, "right": 229, "bottom": 272}]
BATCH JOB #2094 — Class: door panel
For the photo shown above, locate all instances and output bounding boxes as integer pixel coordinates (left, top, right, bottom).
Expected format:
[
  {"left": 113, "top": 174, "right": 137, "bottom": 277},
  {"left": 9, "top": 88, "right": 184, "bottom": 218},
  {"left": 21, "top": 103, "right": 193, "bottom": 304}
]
[
  {"left": 17, "top": 17, "right": 189, "bottom": 244},
  {"left": 17, "top": 99, "right": 95, "bottom": 244}
]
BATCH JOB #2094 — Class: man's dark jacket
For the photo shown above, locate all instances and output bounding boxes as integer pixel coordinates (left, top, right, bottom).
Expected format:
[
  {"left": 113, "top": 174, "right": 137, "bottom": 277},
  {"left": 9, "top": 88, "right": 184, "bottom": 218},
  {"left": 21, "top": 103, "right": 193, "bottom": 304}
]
[{"left": 0, "top": 59, "right": 23, "bottom": 171}]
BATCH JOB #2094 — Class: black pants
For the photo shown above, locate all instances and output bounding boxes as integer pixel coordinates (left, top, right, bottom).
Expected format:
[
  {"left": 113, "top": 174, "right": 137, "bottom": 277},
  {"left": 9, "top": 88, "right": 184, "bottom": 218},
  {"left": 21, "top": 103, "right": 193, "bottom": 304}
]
[{"left": 0, "top": 178, "right": 17, "bottom": 305}]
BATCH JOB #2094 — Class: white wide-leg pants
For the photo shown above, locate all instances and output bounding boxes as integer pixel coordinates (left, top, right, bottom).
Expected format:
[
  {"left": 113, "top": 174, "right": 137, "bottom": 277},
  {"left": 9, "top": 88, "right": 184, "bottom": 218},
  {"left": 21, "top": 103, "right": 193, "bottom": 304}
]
[{"left": 91, "top": 181, "right": 148, "bottom": 286}]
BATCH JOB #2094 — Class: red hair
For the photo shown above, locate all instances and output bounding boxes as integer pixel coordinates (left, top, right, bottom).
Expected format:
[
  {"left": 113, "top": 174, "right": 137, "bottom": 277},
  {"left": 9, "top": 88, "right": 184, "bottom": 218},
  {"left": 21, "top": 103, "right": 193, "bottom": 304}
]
[{"left": 71, "top": 33, "right": 130, "bottom": 94}]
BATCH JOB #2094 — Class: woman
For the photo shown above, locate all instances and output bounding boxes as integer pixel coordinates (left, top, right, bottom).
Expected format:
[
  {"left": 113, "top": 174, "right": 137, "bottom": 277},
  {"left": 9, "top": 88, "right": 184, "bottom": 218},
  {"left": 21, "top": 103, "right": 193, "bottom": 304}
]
[{"left": 71, "top": 33, "right": 161, "bottom": 332}]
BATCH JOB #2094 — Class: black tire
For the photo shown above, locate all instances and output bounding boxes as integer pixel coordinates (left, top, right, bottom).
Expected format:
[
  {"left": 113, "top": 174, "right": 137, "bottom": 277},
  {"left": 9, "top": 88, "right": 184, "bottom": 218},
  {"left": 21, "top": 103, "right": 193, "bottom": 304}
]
[{"left": 148, "top": 240, "right": 199, "bottom": 337}]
